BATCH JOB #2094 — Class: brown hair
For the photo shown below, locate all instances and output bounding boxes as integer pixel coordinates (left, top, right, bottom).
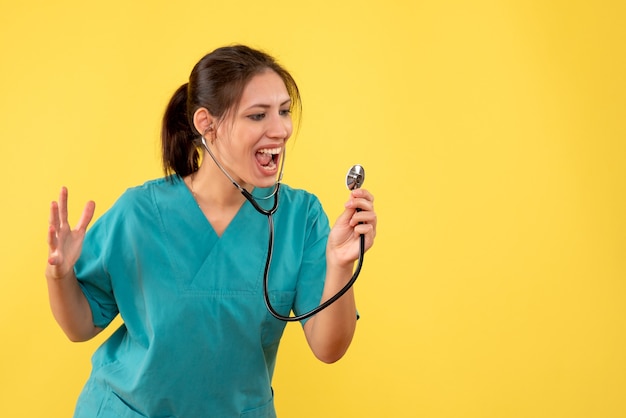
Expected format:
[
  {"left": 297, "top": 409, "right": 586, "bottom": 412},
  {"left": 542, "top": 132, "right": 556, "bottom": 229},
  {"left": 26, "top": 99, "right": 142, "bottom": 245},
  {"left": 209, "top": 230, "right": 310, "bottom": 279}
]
[{"left": 161, "top": 45, "right": 301, "bottom": 177}]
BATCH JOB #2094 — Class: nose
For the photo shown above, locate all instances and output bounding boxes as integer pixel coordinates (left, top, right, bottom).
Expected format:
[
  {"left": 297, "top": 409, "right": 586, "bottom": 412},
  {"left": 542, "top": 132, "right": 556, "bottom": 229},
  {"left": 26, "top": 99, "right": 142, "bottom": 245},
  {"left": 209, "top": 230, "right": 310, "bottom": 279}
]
[{"left": 267, "top": 113, "right": 292, "bottom": 140}]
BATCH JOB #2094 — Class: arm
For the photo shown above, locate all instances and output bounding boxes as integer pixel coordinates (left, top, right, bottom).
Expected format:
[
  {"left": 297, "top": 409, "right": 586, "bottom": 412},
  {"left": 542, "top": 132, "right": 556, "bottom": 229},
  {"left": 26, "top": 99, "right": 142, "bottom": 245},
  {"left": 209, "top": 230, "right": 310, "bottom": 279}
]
[
  {"left": 304, "top": 188, "right": 377, "bottom": 363},
  {"left": 45, "top": 187, "right": 102, "bottom": 342}
]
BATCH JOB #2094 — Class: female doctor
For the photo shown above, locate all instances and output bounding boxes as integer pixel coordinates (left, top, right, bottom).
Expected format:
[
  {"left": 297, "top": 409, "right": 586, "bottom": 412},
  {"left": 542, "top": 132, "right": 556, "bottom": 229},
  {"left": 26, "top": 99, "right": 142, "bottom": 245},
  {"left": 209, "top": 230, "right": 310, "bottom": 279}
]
[{"left": 45, "top": 44, "right": 377, "bottom": 417}]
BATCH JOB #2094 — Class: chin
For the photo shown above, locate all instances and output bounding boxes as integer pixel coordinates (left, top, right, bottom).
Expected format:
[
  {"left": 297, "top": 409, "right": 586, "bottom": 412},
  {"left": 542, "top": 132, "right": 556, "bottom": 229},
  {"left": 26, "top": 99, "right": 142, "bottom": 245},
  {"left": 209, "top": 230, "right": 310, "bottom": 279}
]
[
  {"left": 255, "top": 178, "right": 279, "bottom": 189},
  {"left": 241, "top": 174, "right": 276, "bottom": 190},
  {"left": 250, "top": 169, "right": 279, "bottom": 188}
]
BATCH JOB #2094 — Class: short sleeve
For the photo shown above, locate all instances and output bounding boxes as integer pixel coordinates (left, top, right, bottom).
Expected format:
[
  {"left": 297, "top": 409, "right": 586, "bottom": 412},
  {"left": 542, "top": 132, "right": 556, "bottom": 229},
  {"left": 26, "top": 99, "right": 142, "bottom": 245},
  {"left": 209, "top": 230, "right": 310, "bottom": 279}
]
[
  {"left": 74, "top": 212, "right": 119, "bottom": 329},
  {"left": 292, "top": 196, "right": 330, "bottom": 324}
]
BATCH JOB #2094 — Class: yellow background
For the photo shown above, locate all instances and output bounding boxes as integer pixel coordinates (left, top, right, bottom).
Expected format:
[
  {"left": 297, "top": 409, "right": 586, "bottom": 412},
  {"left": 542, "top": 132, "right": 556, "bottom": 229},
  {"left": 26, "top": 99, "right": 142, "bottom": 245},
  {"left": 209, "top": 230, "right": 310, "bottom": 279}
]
[{"left": 1, "top": 0, "right": 625, "bottom": 417}]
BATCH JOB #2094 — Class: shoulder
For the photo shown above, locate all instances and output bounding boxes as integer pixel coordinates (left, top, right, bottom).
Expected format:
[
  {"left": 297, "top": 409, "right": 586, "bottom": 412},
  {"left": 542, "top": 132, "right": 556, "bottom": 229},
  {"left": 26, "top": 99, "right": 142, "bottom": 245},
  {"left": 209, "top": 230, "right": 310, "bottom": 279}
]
[
  {"left": 114, "top": 176, "right": 179, "bottom": 207},
  {"left": 96, "top": 176, "right": 180, "bottom": 224},
  {"left": 276, "top": 183, "right": 322, "bottom": 209},
  {"left": 275, "top": 183, "right": 328, "bottom": 225},
  {"left": 86, "top": 177, "right": 179, "bottom": 241},
  {"left": 120, "top": 176, "right": 176, "bottom": 198}
]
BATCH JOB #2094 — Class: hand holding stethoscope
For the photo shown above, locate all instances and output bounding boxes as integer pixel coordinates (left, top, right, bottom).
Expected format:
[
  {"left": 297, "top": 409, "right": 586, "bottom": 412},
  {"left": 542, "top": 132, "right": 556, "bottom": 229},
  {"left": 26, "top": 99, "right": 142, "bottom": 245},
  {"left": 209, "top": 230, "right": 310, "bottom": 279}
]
[{"left": 326, "top": 168, "right": 377, "bottom": 272}]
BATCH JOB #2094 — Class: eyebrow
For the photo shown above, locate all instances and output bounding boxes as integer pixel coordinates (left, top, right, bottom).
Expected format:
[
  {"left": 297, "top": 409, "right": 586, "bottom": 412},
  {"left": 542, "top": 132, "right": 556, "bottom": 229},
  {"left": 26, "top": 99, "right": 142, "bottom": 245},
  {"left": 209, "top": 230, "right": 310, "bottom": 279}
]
[{"left": 244, "top": 99, "right": 292, "bottom": 110}]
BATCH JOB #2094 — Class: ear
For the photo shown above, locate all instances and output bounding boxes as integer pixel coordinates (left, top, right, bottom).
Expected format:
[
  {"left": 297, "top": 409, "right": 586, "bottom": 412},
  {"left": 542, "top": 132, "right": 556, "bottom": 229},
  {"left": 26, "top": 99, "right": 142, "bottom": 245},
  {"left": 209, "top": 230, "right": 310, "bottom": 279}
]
[{"left": 193, "top": 107, "right": 214, "bottom": 136}]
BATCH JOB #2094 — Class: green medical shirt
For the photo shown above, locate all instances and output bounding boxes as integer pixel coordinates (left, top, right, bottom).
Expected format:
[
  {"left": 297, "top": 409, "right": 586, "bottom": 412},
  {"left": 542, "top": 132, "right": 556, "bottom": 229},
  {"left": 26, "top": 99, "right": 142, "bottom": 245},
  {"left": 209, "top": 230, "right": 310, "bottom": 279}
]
[{"left": 73, "top": 177, "right": 329, "bottom": 417}]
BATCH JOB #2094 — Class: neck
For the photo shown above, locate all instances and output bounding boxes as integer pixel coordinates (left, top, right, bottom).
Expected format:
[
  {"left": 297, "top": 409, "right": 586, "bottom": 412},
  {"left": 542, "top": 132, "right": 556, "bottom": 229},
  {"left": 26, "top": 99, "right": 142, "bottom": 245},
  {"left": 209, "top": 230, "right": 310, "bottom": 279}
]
[{"left": 188, "top": 161, "right": 250, "bottom": 209}]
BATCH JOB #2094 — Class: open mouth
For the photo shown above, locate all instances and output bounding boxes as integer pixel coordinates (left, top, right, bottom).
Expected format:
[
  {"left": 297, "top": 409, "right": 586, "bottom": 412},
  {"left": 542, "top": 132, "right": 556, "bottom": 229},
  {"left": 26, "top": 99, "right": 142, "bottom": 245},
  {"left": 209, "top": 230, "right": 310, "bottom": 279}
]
[{"left": 255, "top": 147, "right": 281, "bottom": 171}]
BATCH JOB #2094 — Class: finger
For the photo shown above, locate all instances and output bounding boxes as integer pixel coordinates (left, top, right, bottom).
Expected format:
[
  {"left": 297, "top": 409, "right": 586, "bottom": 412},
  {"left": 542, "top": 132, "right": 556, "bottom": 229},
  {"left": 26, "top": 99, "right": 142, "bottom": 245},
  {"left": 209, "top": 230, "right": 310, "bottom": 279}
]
[
  {"left": 48, "top": 254, "right": 59, "bottom": 266},
  {"left": 354, "top": 197, "right": 374, "bottom": 212},
  {"left": 354, "top": 222, "right": 375, "bottom": 237},
  {"left": 351, "top": 209, "right": 377, "bottom": 225},
  {"left": 346, "top": 192, "right": 374, "bottom": 213},
  {"left": 47, "top": 225, "right": 58, "bottom": 251},
  {"left": 48, "top": 250, "right": 63, "bottom": 266},
  {"left": 353, "top": 223, "right": 376, "bottom": 252},
  {"left": 47, "top": 225, "right": 61, "bottom": 266},
  {"left": 58, "top": 186, "right": 69, "bottom": 228},
  {"left": 76, "top": 201, "right": 96, "bottom": 232},
  {"left": 49, "top": 200, "right": 60, "bottom": 231},
  {"left": 350, "top": 188, "right": 375, "bottom": 203}
]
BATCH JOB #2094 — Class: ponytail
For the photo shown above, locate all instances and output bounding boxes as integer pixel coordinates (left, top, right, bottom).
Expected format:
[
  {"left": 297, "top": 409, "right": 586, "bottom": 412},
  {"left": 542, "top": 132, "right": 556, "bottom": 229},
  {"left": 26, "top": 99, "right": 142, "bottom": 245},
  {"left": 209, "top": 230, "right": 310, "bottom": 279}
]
[{"left": 161, "top": 83, "right": 199, "bottom": 178}]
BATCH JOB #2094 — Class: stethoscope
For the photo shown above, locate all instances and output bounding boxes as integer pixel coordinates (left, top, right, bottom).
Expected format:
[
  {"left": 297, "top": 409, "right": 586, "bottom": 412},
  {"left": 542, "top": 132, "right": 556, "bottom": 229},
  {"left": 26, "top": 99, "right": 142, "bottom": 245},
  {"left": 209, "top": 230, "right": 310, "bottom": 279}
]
[{"left": 200, "top": 135, "right": 366, "bottom": 322}]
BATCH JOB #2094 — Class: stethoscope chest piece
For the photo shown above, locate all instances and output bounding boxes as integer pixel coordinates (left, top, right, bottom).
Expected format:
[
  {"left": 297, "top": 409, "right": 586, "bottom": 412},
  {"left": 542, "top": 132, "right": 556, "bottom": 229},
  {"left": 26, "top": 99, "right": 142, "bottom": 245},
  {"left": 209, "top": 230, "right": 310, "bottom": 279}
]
[{"left": 346, "top": 165, "right": 365, "bottom": 190}]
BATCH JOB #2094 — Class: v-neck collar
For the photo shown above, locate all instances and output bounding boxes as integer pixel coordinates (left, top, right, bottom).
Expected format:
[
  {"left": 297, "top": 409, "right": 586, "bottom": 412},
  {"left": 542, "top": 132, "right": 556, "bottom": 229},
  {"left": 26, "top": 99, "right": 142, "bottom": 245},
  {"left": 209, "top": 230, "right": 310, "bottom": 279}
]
[{"left": 174, "top": 177, "right": 276, "bottom": 239}]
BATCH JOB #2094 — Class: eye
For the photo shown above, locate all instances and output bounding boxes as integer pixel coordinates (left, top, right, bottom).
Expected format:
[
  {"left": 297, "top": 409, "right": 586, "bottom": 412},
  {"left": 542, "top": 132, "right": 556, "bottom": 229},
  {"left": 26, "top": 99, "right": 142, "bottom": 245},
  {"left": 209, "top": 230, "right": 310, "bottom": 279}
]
[
  {"left": 279, "top": 109, "right": 291, "bottom": 117},
  {"left": 248, "top": 113, "right": 266, "bottom": 121}
]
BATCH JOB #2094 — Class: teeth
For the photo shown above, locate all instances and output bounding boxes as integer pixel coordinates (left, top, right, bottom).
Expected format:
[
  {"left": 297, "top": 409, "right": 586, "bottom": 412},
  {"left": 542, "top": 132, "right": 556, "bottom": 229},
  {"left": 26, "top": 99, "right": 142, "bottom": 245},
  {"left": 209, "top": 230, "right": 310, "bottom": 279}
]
[{"left": 258, "top": 147, "right": 281, "bottom": 155}]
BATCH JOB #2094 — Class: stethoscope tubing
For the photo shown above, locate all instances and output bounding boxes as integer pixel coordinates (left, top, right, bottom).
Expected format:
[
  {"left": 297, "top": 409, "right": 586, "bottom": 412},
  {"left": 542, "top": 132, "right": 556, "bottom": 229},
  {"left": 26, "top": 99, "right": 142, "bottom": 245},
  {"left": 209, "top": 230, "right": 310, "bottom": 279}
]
[
  {"left": 200, "top": 135, "right": 364, "bottom": 322},
  {"left": 262, "top": 185, "right": 365, "bottom": 322}
]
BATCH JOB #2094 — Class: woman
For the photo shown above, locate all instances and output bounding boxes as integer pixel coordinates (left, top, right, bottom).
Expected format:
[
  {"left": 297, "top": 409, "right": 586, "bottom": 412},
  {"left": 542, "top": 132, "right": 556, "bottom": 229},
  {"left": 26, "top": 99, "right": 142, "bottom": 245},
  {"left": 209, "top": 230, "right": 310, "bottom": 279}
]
[{"left": 46, "top": 45, "right": 377, "bottom": 417}]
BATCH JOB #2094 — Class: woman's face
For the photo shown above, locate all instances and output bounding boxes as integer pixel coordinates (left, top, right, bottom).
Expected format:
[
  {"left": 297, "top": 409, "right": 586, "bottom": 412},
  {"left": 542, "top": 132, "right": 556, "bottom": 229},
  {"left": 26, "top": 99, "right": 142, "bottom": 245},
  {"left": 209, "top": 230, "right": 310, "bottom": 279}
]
[{"left": 212, "top": 70, "right": 293, "bottom": 189}]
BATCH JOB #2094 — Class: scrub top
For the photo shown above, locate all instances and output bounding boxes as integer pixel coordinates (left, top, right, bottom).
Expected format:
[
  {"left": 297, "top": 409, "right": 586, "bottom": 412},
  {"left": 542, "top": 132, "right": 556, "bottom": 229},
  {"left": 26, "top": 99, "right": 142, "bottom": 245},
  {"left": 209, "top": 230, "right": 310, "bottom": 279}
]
[{"left": 73, "top": 177, "right": 329, "bottom": 418}]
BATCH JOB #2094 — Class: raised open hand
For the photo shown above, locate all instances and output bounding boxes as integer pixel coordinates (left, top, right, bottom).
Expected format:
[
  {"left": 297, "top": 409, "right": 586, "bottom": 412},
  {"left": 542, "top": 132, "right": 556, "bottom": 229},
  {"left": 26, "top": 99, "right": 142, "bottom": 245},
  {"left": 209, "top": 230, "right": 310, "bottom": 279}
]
[{"left": 46, "top": 187, "right": 95, "bottom": 281}]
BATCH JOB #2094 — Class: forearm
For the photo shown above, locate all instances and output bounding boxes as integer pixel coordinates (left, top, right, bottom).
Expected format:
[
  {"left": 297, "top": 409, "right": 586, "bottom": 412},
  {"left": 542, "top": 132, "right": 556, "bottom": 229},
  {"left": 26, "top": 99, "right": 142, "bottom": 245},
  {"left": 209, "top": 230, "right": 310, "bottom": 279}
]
[
  {"left": 46, "top": 270, "right": 101, "bottom": 342},
  {"left": 304, "top": 263, "right": 358, "bottom": 363}
]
